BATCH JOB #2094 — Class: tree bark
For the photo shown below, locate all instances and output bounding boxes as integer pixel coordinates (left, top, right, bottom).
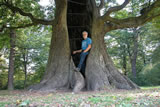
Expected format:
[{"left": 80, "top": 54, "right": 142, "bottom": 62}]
[
  {"left": 122, "top": 48, "right": 127, "bottom": 76},
  {"left": 23, "top": 48, "right": 28, "bottom": 88},
  {"left": 8, "top": 29, "right": 16, "bottom": 90},
  {"left": 85, "top": 20, "right": 138, "bottom": 90},
  {"left": 28, "top": 0, "right": 73, "bottom": 91},
  {"left": 130, "top": 28, "right": 139, "bottom": 78},
  {"left": 28, "top": 0, "right": 139, "bottom": 91},
  {"left": 131, "top": 37, "right": 138, "bottom": 78}
]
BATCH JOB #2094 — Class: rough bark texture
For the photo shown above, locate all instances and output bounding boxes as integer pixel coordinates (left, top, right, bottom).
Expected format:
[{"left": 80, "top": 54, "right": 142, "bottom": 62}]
[
  {"left": 72, "top": 71, "right": 85, "bottom": 93},
  {"left": 28, "top": 0, "right": 71, "bottom": 91},
  {"left": 8, "top": 29, "right": 16, "bottom": 90},
  {"left": 86, "top": 20, "right": 139, "bottom": 90},
  {"left": 69, "top": 57, "right": 85, "bottom": 92}
]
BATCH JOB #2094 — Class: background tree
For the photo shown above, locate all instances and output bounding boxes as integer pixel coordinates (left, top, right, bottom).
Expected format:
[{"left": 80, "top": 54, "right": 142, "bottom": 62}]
[
  {"left": 7, "top": 29, "right": 16, "bottom": 90},
  {"left": 0, "top": 26, "right": 51, "bottom": 89},
  {"left": 14, "top": 26, "right": 51, "bottom": 89},
  {"left": 106, "top": 18, "right": 160, "bottom": 86}
]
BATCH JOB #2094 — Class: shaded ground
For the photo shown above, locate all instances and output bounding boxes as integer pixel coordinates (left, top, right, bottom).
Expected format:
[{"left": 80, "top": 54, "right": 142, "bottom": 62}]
[{"left": 0, "top": 86, "right": 160, "bottom": 107}]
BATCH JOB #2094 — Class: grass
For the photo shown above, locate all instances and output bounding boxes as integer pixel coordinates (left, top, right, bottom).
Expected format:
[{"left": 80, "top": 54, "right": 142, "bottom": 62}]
[
  {"left": 140, "top": 86, "right": 160, "bottom": 90},
  {"left": 0, "top": 86, "right": 160, "bottom": 107}
]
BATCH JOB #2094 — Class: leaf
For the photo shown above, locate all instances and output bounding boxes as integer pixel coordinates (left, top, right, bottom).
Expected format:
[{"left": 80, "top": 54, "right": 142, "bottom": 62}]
[{"left": 19, "top": 100, "right": 30, "bottom": 107}]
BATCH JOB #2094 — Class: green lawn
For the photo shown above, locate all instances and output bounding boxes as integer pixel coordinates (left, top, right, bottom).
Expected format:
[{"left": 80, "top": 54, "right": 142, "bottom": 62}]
[
  {"left": 140, "top": 86, "right": 160, "bottom": 90},
  {"left": 0, "top": 86, "right": 160, "bottom": 107}
]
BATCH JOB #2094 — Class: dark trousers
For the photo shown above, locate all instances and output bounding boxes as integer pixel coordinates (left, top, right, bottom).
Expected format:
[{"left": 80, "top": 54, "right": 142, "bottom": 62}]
[{"left": 77, "top": 52, "right": 88, "bottom": 77}]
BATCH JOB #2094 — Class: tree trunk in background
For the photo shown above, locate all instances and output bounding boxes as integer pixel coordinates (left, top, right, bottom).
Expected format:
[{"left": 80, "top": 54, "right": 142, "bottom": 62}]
[
  {"left": 8, "top": 29, "right": 16, "bottom": 90},
  {"left": 23, "top": 48, "right": 28, "bottom": 88},
  {"left": 121, "top": 44, "right": 127, "bottom": 75},
  {"left": 131, "top": 28, "right": 139, "bottom": 78},
  {"left": 143, "top": 56, "right": 146, "bottom": 65},
  {"left": 123, "top": 53, "right": 127, "bottom": 76}
]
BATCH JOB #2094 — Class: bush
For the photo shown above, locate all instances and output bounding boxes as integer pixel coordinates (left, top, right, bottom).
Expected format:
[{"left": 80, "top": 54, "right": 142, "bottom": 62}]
[
  {"left": 143, "top": 63, "right": 160, "bottom": 85},
  {"left": 128, "top": 62, "right": 160, "bottom": 86},
  {"left": 0, "top": 70, "right": 8, "bottom": 90},
  {"left": 14, "top": 80, "right": 25, "bottom": 89}
]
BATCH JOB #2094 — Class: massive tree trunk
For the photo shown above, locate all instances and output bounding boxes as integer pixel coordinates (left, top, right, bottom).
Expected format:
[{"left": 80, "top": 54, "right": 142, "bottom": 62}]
[
  {"left": 29, "top": 0, "right": 139, "bottom": 91},
  {"left": 29, "top": 0, "right": 72, "bottom": 91},
  {"left": 8, "top": 29, "right": 16, "bottom": 90},
  {"left": 85, "top": 19, "right": 138, "bottom": 90}
]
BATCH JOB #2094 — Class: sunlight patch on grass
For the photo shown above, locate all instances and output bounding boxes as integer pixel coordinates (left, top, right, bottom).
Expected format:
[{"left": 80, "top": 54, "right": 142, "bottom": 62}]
[{"left": 141, "top": 86, "right": 160, "bottom": 90}]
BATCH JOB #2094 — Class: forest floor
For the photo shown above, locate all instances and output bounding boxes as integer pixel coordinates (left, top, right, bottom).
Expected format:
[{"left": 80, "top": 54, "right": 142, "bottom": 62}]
[{"left": 0, "top": 86, "right": 160, "bottom": 107}]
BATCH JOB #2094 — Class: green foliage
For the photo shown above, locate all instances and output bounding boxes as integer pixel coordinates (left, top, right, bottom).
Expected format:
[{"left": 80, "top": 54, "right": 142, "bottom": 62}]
[
  {"left": 106, "top": 27, "right": 145, "bottom": 74},
  {"left": 152, "top": 16, "right": 160, "bottom": 29},
  {"left": 0, "top": 0, "right": 55, "bottom": 29},
  {"left": 14, "top": 80, "right": 25, "bottom": 89},
  {"left": 142, "top": 63, "right": 160, "bottom": 85},
  {"left": 0, "top": 0, "right": 53, "bottom": 89},
  {"left": 152, "top": 46, "right": 160, "bottom": 63},
  {"left": 0, "top": 71, "right": 8, "bottom": 89},
  {"left": 129, "top": 63, "right": 160, "bottom": 86},
  {"left": 0, "top": 32, "right": 10, "bottom": 90},
  {"left": 13, "top": 26, "right": 51, "bottom": 89},
  {"left": 0, "top": 25, "right": 51, "bottom": 89},
  {"left": 0, "top": 32, "right": 10, "bottom": 50},
  {"left": 106, "top": 20, "right": 160, "bottom": 86},
  {"left": 28, "top": 64, "right": 46, "bottom": 85}
]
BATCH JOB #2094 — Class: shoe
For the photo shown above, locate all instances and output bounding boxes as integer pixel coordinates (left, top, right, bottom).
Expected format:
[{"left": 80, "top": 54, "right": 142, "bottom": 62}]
[{"left": 74, "top": 68, "right": 80, "bottom": 72}]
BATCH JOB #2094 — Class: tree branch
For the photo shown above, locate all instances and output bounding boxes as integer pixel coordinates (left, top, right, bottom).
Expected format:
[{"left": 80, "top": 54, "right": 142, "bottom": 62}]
[
  {"left": 101, "top": 0, "right": 131, "bottom": 21},
  {"left": 7, "top": 23, "right": 37, "bottom": 29},
  {"left": 0, "top": 23, "right": 36, "bottom": 32},
  {"left": 98, "top": 0, "right": 105, "bottom": 10},
  {"left": 0, "top": 2, "right": 54, "bottom": 25},
  {"left": 90, "top": 0, "right": 97, "bottom": 10},
  {"left": 104, "top": 0, "right": 160, "bottom": 31}
]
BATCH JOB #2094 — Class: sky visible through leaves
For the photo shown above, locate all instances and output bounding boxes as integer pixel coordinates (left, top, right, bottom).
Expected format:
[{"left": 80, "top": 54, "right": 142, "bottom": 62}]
[{"left": 39, "top": 0, "right": 125, "bottom": 6}]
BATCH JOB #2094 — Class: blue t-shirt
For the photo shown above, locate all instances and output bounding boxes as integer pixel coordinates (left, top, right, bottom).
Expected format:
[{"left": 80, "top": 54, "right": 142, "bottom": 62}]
[{"left": 81, "top": 37, "right": 92, "bottom": 50}]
